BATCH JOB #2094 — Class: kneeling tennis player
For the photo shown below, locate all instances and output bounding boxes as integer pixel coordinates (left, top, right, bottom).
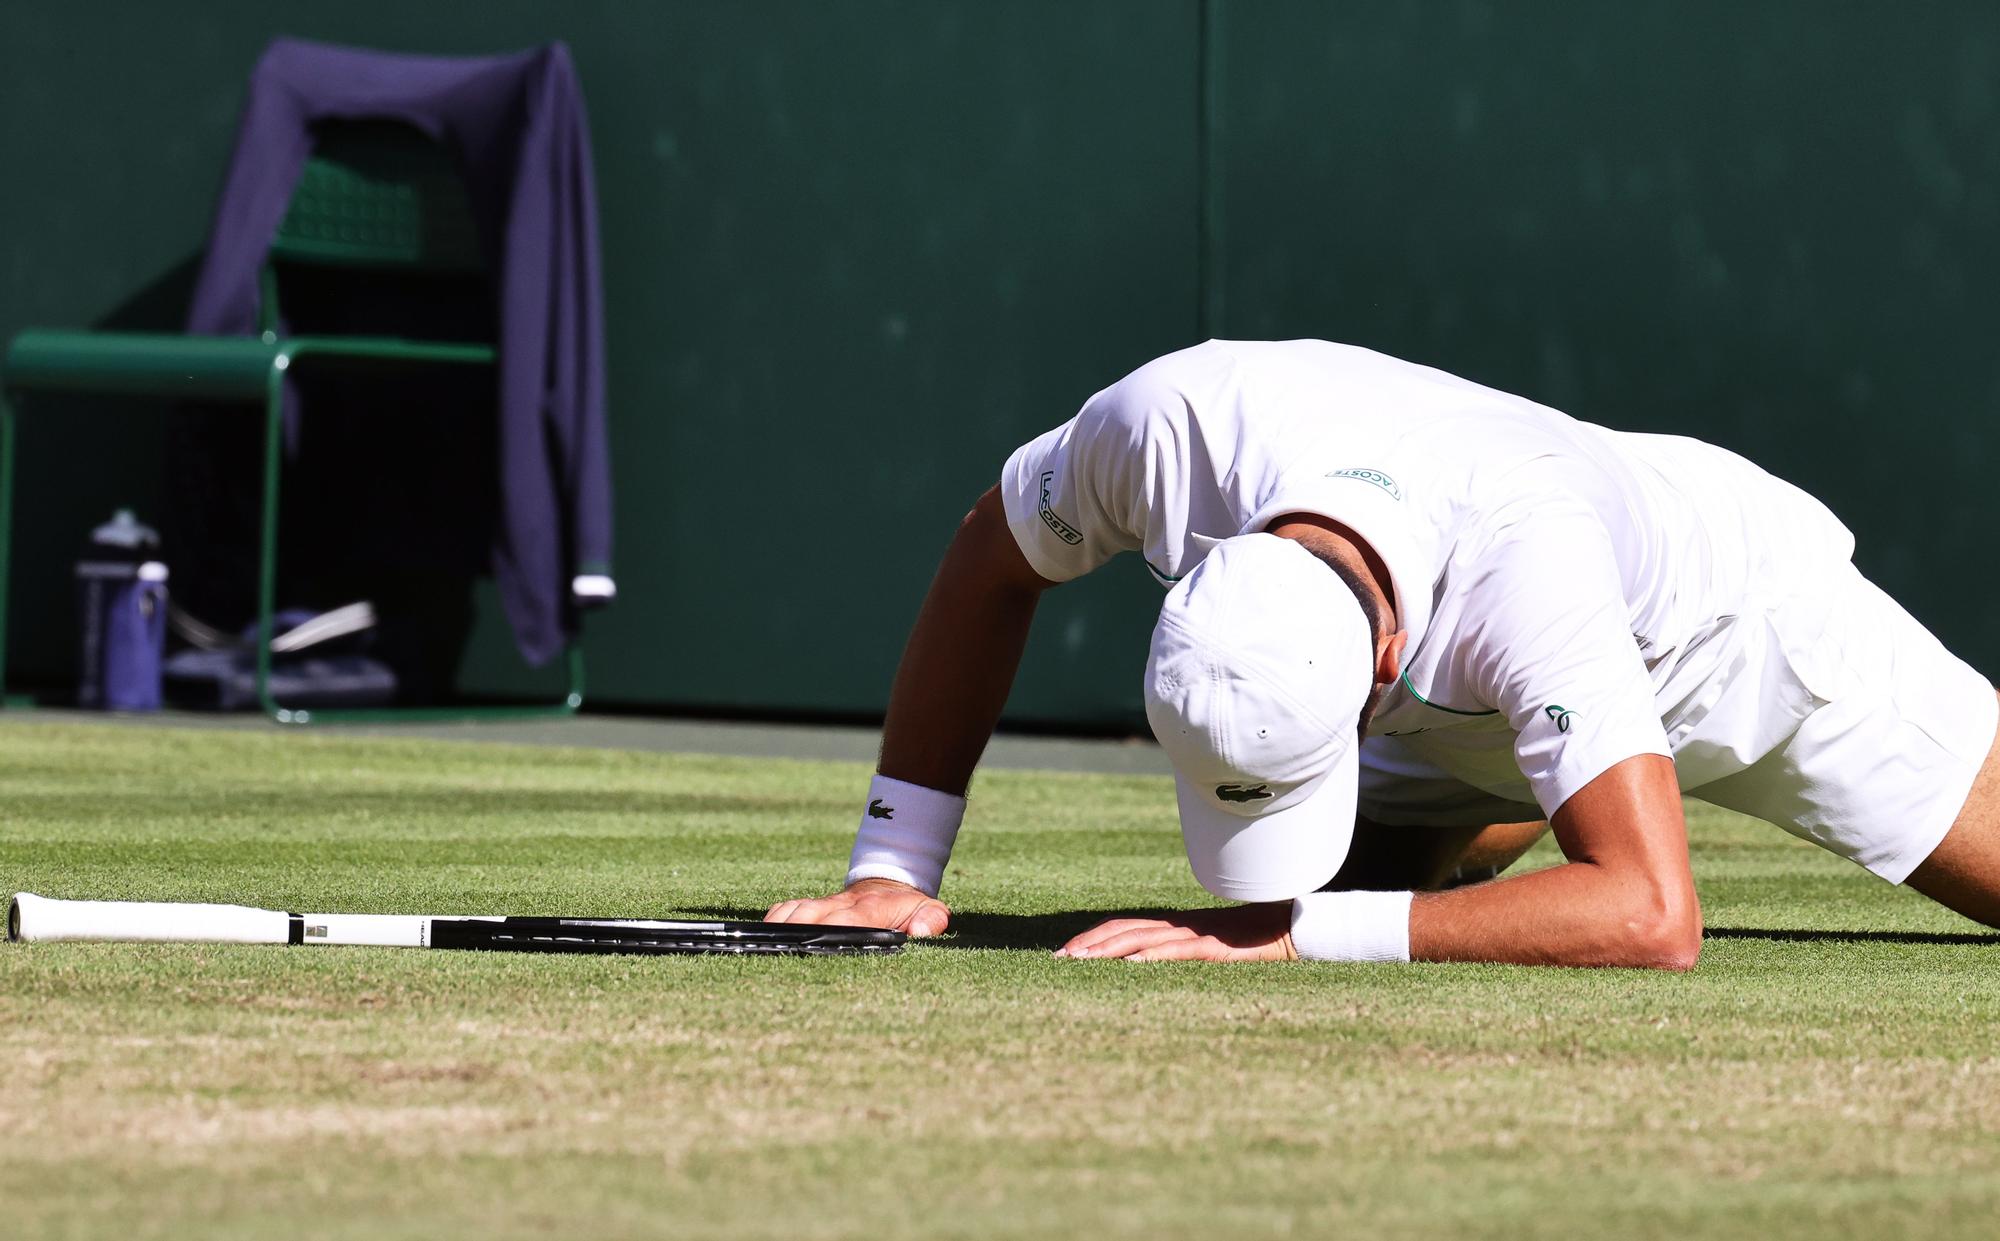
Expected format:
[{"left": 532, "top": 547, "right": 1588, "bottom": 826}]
[{"left": 767, "top": 341, "right": 2000, "bottom": 968}]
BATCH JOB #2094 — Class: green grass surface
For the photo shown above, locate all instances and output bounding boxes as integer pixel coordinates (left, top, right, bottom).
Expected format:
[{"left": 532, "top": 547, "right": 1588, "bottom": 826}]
[{"left": 3, "top": 720, "right": 1997, "bottom": 1240}]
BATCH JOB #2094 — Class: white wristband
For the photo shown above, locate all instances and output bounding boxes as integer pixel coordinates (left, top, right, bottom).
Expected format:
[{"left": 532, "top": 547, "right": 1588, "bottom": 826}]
[
  {"left": 1289, "top": 890, "right": 1415, "bottom": 962},
  {"left": 845, "top": 774, "right": 967, "bottom": 898}
]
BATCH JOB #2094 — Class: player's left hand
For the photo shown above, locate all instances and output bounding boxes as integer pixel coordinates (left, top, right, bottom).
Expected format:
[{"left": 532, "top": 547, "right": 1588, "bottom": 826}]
[{"left": 1055, "top": 902, "right": 1297, "bottom": 962}]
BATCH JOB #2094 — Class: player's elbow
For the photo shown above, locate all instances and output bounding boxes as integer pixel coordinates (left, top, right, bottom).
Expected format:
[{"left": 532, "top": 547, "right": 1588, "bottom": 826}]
[
  {"left": 1586, "top": 866, "right": 1703, "bottom": 970},
  {"left": 1631, "top": 916, "right": 1702, "bottom": 972},
  {"left": 1623, "top": 898, "right": 1703, "bottom": 972}
]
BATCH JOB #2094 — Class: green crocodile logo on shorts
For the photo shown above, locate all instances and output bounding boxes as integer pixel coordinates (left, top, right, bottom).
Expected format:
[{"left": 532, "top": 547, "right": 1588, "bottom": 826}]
[
  {"left": 1038, "top": 471, "right": 1084, "bottom": 545},
  {"left": 1544, "top": 705, "right": 1577, "bottom": 733},
  {"left": 1327, "top": 467, "right": 1401, "bottom": 500},
  {"left": 1215, "top": 783, "right": 1274, "bottom": 803}
]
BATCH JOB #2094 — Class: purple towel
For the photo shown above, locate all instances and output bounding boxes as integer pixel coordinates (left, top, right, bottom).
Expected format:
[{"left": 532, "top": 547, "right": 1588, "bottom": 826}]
[{"left": 186, "top": 37, "right": 612, "bottom": 666}]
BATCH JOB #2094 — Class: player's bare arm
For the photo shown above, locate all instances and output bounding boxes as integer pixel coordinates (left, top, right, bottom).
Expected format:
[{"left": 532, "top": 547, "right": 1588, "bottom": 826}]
[
  {"left": 1060, "top": 753, "right": 1699, "bottom": 969},
  {"left": 1404, "top": 753, "right": 1700, "bottom": 968},
  {"left": 765, "top": 486, "right": 1055, "bottom": 935}
]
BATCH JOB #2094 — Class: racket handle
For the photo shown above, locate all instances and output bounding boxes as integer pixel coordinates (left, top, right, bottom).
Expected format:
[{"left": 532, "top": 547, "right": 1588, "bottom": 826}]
[
  {"left": 8, "top": 892, "right": 290, "bottom": 944},
  {"left": 299, "top": 914, "right": 434, "bottom": 947}
]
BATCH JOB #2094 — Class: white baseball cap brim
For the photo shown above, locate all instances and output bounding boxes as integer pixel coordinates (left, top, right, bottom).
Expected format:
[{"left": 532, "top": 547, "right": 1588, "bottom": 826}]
[{"left": 1172, "top": 756, "right": 1359, "bottom": 902}]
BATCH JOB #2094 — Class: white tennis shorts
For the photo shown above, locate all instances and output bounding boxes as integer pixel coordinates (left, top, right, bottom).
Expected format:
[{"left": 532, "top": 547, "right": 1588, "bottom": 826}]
[{"left": 1360, "top": 562, "right": 1998, "bottom": 883}]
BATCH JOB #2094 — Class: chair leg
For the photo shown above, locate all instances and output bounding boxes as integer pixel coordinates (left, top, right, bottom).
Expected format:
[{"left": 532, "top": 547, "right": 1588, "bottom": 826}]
[
  {"left": 0, "top": 398, "right": 15, "bottom": 706},
  {"left": 565, "top": 642, "right": 585, "bottom": 710},
  {"left": 256, "top": 365, "right": 288, "bottom": 721}
]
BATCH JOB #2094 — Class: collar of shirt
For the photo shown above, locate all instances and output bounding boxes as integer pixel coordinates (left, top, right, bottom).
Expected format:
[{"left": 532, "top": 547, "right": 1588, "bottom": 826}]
[{"left": 1245, "top": 474, "right": 1438, "bottom": 656}]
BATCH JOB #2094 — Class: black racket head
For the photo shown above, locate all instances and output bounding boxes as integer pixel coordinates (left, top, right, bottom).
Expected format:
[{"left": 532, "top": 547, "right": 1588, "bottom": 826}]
[{"left": 428, "top": 917, "right": 907, "bottom": 957}]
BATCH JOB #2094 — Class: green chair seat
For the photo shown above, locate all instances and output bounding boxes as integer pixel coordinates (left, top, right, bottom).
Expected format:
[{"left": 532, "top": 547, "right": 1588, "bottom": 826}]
[{"left": 3, "top": 330, "right": 495, "bottom": 400}]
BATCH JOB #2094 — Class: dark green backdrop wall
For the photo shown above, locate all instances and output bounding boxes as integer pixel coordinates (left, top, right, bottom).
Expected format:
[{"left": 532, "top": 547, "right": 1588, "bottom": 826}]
[{"left": 3, "top": 2, "right": 1996, "bottom": 729}]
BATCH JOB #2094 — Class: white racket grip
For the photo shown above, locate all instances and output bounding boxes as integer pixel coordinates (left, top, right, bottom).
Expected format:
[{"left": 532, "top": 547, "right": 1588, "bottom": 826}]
[{"left": 9, "top": 892, "right": 289, "bottom": 944}]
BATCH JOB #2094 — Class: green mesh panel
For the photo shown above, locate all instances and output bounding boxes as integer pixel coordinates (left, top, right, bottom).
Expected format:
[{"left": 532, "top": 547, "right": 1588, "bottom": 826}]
[{"left": 270, "top": 121, "right": 483, "bottom": 272}]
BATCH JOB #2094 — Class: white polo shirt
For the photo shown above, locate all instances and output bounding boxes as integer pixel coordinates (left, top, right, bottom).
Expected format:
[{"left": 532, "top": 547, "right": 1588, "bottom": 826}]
[{"left": 999, "top": 340, "right": 1856, "bottom": 819}]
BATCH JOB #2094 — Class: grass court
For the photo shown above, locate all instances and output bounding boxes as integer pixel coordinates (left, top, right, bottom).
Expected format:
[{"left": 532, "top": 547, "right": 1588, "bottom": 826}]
[{"left": 4, "top": 720, "right": 1997, "bottom": 1239}]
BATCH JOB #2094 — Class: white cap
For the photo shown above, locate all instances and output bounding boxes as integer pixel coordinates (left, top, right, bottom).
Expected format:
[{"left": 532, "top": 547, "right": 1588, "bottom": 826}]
[{"left": 1144, "top": 533, "right": 1375, "bottom": 903}]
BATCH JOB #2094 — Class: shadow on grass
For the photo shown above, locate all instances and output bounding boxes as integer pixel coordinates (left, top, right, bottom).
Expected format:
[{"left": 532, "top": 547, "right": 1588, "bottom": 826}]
[
  {"left": 1705, "top": 926, "right": 2000, "bottom": 946},
  {"left": 685, "top": 908, "right": 2000, "bottom": 952},
  {"left": 680, "top": 906, "right": 1169, "bottom": 950}
]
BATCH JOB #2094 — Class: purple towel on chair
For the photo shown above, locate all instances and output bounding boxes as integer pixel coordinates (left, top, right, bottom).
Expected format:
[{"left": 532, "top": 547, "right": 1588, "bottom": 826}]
[{"left": 186, "top": 36, "right": 612, "bottom": 667}]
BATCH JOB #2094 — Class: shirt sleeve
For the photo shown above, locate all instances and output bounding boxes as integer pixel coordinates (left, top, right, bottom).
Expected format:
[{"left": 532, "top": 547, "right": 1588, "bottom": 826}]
[
  {"left": 1459, "top": 506, "right": 1671, "bottom": 819},
  {"left": 997, "top": 386, "right": 1160, "bottom": 583}
]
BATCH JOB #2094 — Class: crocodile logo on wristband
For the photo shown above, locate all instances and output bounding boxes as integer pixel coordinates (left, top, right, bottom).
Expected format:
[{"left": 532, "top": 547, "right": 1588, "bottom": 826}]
[{"left": 867, "top": 799, "right": 896, "bottom": 820}]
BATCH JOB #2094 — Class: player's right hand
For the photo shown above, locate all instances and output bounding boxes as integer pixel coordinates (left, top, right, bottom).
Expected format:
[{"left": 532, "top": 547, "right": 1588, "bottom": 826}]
[{"left": 764, "top": 878, "right": 951, "bottom": 937}]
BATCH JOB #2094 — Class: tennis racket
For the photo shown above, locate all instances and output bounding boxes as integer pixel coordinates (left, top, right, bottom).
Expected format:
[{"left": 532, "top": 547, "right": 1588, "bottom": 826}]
[{"left": 7, "top": 892, "right": 905, "bottom": 956}]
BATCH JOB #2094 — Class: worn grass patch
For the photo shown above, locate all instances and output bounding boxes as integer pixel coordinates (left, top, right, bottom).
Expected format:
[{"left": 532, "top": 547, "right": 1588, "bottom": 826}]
[{"left": 2, "top": 720, "right": 1997, "bottom": 1240}]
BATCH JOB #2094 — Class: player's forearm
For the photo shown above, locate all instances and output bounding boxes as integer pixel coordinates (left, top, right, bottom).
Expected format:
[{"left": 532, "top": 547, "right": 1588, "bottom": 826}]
[
  {"left": 877, "top": 488, "right": 1048, "bottom": 795},
  {"left": 1395, "top": 754, "right": 1701, "bottom": 969},
  {"left": 842, "top": 490, "right": 1048, "bottom": 899},
  {"left": 877, "top": 590, "right": 1036, "bottom": 795},
  {"left": 1405, "top": 857, "right": 1702, "bottom": 970}
]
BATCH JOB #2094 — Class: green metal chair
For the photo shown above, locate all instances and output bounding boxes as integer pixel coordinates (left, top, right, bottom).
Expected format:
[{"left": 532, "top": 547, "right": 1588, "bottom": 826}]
[{"left": 0, "top": 121, "right": 585, "bottom": 723}]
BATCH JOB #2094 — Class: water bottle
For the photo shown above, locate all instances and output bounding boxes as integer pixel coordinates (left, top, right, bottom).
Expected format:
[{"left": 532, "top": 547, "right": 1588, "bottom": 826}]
[{"left": 76, "top": 509, "right": 168, "bottom": 711}]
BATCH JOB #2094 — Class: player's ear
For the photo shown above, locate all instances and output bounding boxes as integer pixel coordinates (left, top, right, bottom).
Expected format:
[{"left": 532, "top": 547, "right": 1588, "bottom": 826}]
[{"left": 1375, "top": 629, "right": 1408, "bottom": 687}]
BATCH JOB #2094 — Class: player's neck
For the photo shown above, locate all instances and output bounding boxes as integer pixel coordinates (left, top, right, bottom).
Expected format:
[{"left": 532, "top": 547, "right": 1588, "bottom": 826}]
[{"left": 1263, "top": 513, "right": 1399, "bottom": 629}]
